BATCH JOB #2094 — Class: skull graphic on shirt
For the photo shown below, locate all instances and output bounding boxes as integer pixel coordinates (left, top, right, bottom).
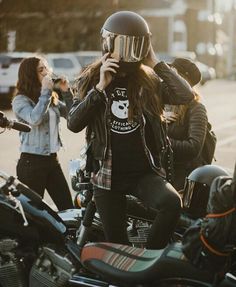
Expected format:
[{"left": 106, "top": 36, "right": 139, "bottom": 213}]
[
  {"left": 111, "top": 99, "right": 129, "bottom": 119},
  {"left": 110, "top": 87, "right": 139, "bottom": 134}
]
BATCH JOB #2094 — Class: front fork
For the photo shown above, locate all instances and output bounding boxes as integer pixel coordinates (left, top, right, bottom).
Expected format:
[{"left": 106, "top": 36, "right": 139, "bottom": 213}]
[{"left": 76, "top": 200, "right": 97, "bottom": 247}]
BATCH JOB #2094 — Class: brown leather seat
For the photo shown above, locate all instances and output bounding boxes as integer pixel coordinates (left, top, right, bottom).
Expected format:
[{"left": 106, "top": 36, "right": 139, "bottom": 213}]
[{"left": 81, "top": 242, "right": 213, "bottom": 286}]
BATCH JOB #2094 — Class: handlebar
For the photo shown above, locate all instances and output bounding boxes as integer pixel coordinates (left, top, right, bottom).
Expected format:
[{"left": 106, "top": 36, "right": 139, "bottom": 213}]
[
  {"left": 0, "top": 170, "right": 42, "bottom": 203},
  {"left": 0, "top": 171, "right": 31, "bottom": 226},
  {"left": 0, "top": 170, "right": 11, "bottom": 181},
  {"left": 0, "top": 111, "right": 31, "bottom": 132}
]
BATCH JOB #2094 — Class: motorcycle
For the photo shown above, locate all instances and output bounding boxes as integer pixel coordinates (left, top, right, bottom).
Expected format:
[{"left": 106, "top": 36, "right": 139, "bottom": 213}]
[
  {"left": 69, "top": 152, "right": 227, "bottom": 248},
  {"left": 0, "top": 163, "right": 236, "bottom": 286},
  {"left": 1, "top": 111, "right": 235, "bottom": 287},
  {"left": 0, "top": 110, "right": 84, "bottom": 235}
]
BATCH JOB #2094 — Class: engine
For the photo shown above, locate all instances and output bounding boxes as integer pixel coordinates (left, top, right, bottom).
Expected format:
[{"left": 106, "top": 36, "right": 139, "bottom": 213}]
[
  {"left": 29, "top": 245, "right": 76, "bottom": 287},
  {"left": 0, "top": 238, "right": 78, "bottom": 287},
  {"left": 127, "top": 218, "right": 150, "bottom": 247},
  {"left": 0, "top": 238, "right": 28, "bottom": 287}
]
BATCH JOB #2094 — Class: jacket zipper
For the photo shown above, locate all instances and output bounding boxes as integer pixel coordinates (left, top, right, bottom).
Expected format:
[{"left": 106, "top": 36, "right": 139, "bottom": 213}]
[
  {"left": 102, "top": 91, "right": 109, "bottom": 161},
  {"left": 140, "top": 115, "right": 166, "bottom": 177}
]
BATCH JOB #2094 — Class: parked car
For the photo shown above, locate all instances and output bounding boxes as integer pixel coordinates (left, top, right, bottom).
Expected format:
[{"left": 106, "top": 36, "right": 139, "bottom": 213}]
[
  {"left": 157, "top": 51, "right": 216, "bottom": 85},
  {"left": 75, "top": 51, "right": 102, "bottom": 68},
  {"left": 195, "top": 61, "right": 216, "bottom": 85},
  {"left": 0, "top": 52, "right": 83, "bottom": 107},
  {"left": 170, "top": 51, "right": 197, "bottom": 61},
  {"left": 44, "top": 53, "right": 82, "bottom": 83},
  {"left": 0, "top": 52, "right": 34, "bottom": 105}
]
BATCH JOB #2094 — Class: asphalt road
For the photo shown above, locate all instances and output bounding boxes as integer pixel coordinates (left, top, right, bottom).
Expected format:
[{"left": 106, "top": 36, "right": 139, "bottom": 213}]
[
  {"left": 0, "top": 79, "right": 236, "bottom": 206},
  {"left": 199, "top": 79, "right": 236, "bottom": 174}
]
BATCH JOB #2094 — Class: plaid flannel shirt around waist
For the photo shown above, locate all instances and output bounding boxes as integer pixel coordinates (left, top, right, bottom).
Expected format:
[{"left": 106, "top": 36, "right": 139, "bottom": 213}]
[{"left": 92, "top": 147, "right": 112, "bottom": 190}]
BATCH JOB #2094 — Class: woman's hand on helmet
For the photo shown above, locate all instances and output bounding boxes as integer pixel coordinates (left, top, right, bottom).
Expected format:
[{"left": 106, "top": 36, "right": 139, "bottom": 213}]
[
  {"left": 142, "top": 43, "right": 159, "bottom": 69},
  {"left": 96, "top": 53, "right": 119, "bottom": 92}
]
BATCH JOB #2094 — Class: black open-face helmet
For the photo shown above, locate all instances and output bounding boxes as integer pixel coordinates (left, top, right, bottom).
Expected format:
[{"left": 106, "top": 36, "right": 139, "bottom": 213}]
[
  {"left": 182, "top": 165, "right": 229, "bottom": 218},
  {"left": 101, "top": 11, "right": 151, "bottom": 63}
]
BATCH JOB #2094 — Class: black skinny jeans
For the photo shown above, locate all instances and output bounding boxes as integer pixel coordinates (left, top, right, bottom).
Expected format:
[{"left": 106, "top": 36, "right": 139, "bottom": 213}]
[
  {"left": 16, "top": 152, "right": 73, "bottom": 211},
  {"left": 94, "top": 172, "right": 182, "bottom": 249}
]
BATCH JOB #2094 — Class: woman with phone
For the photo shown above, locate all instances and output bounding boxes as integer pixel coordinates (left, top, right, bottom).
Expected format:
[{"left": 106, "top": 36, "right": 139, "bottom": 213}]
[{"left": 67, "top": 11, "right": 195, "bottom": 249}]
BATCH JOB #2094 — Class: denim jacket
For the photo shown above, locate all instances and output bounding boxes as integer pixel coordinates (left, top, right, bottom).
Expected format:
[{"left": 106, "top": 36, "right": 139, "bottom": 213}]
[{"left": 12, "top": 88, "right": 73, "bottom": 155}]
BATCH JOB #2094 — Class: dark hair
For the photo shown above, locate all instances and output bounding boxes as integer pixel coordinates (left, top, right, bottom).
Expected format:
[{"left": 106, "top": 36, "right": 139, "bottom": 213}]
[
  {"left": 16, "top": 56, "right": 58, "bottom": 105},
  {"left": 16, "top": 57, "right": 42, "bottom": 103},
  {"left": 74, "top": 60, "right": 163, "bottom": 121}
]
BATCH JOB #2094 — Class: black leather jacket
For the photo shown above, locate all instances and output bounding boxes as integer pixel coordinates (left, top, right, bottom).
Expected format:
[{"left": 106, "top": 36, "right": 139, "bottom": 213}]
[
  {"left": 168, "top": 100, "right": 208, "bottom": 167},
  {"left": 67, "top": 62, "right": 194, "bottom": 175}
]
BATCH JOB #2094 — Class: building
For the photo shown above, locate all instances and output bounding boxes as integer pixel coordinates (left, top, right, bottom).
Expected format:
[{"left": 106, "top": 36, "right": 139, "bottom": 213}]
[{"left": 0, "top": 0, "right": 235, "bottom": 77}]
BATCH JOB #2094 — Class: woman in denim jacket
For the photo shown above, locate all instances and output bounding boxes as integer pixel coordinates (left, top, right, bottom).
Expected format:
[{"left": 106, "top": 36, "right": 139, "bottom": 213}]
[{"left": 12, "top": 56, "right": 73, "bottom": 211}]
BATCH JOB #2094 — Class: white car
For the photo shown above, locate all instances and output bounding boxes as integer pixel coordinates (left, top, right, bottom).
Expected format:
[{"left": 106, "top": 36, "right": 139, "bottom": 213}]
[
  {"left": 195, "top": 61, "right": 216, "bottom": 85},
  {"left": 0, "top": 52, "right": 82, "bottom": 107},
  {"left": 0, "top": 52, "right": 34, "bottom": 105},
  {"left": 44, "top": 53, "right": 82, "bottom": 83},
  {"left": 75, "top": 51, "right": 102, "bottom": 68},
  {"left": 158, "top": 52, "right": 216, "bottom": 85}
]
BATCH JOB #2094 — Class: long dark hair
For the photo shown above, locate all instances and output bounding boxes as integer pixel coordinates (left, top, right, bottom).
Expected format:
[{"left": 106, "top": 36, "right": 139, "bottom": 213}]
[
  {"left": 16, "top": 57, "right": 42, "bottom": 103},
  {"left": 172, "top": 88, "right": 201, "bottom": 125},
  {"left": 16, "top": 56, "right": 58, "bottom": 105},
  {"left": 74, "top": 60, "right": 163, "bottom": 120}
]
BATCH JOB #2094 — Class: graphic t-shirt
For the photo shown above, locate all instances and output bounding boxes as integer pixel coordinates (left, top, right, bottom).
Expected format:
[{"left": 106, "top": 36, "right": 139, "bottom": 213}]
[{"left": 110, "top": 78, "right": 150, "bottom": 181}]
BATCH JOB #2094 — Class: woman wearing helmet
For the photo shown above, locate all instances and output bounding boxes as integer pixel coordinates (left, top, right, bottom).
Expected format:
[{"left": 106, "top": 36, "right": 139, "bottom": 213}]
[
  {"left": 67, "top": 11, "right": 195, "bottom": 249},
  {"left": 163, "top": 58, "right": 209, "bottom": 191}
]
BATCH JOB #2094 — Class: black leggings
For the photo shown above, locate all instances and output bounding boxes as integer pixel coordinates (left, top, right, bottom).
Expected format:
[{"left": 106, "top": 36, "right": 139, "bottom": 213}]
[
  {"left": 94, "top": 172, "right": 182, "bottom": 249},
  {"left": 16, "top": 153, "right": 73, "bottom": 211}
]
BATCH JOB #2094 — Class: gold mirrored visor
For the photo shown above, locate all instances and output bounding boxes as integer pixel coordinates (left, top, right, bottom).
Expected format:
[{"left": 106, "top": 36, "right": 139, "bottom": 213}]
[{"left": 101, "top": 29, "right": 151, "bottom": 62}]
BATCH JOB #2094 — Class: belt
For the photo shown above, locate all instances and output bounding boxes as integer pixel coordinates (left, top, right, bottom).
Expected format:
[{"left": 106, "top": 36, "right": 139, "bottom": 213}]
[{"left": 21, "top": 152, "right": 57, "bottom": 158}]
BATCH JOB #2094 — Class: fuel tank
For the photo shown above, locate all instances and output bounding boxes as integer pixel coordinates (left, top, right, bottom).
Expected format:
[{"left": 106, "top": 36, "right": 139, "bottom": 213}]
[{"left": 0, "top": 190, "right": 67, "bottom": 244}]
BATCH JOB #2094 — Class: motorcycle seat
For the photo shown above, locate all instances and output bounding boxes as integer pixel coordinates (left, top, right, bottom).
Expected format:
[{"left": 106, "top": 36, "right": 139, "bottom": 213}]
[{"left": 81, "top": 241, "right": 214, "bottom": 285}]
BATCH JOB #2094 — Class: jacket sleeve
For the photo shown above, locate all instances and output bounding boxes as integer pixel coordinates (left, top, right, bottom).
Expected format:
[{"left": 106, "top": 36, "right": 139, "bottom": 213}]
[
  {"left": 58, "top": 89, "right": 74, "bottom": 118},
  {"left": 67, "top": 88, "right": 106, "bottom": 133},
  {"left": 154, "top": 62, "right": 194, "bottom": 105},
  {"left": 12, "top": 89, "right": 51, "bottom": 126},
  {"left": 170, "top": 103, "right": 208, "bottom": 160}
]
